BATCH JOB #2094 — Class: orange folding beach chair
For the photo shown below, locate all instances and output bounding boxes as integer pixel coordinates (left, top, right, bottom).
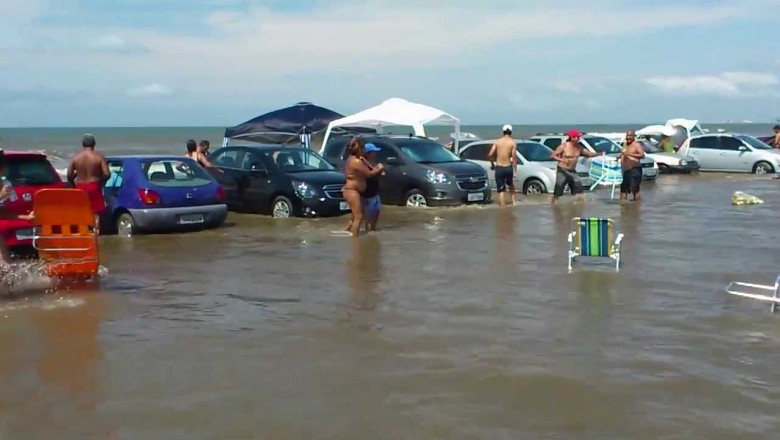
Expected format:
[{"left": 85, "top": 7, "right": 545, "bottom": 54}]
[{"left": 32, "top": 188, "right": 100, "bottom": 279}]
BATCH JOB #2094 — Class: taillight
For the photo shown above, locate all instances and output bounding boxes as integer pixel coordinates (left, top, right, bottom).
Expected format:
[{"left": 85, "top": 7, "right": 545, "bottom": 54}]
[
  {"left": 138, "top": 189, "right": 160, "bottom": 205},
  {"left": 216, "top": 186, "right": 226, "bottom": 202}
]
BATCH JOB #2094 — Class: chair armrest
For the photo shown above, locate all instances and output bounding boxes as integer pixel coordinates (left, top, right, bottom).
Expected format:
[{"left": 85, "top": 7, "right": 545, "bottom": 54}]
[{"left": 615, "top": 233, "right": 624, "bottom": 246}]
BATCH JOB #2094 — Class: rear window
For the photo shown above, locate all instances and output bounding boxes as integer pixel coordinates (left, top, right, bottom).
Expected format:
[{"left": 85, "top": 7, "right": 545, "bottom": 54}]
[
  {"left": 7, "top": 156, "right": 60, "bottom": 186},
  {"left": 141, "top": 159, "right": 213, "bottom": 187}
]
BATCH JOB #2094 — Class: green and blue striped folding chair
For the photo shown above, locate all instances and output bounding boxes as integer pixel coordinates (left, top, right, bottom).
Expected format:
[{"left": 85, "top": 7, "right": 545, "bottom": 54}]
[{"left": 567, "top": 217, "right": 624, "bottom": 271}]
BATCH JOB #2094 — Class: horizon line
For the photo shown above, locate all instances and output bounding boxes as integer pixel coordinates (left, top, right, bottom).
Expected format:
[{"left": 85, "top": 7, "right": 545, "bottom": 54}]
[{"left": 0, "top": 121, "right": 775, "bottom": 130}]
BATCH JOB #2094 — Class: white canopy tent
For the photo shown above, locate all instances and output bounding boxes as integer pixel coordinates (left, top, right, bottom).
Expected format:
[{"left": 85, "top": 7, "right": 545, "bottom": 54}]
[{"left": 319, "top": 98, "right": 461, "bottom": 154}]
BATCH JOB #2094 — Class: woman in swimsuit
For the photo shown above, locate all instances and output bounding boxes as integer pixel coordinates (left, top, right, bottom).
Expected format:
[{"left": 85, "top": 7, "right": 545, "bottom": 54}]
[
  {"left": 343, "top": 138, "right": 384, "bottom": 237},
  {"left": 184, "top": 139, "right": 222, "bottom": 174}
]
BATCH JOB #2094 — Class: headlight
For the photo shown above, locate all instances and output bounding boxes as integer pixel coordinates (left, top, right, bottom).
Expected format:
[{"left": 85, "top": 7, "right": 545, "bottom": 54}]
[
  {"left": 425, "top": 169, "right": 450, "bottom": 184},
  {"left": 679, "top": 160, "right": 687, "bottom": 166},
  {"left": 292, "top": 180, "right": 316, "bottom": 198}
]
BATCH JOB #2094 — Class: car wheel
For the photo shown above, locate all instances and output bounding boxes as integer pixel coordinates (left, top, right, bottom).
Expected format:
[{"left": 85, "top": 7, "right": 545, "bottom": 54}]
[
  {"left": 753, "top": 161, "right": 774, "bottom": 175},
  {"left": 523, "top": 178, "right": 546, "bottom": 195},
  {"left": 116, "top": 213, "right": 135, "bottom": 238},
  {"left": 271, "top": 196, "right": 293, "bottom": 218},
  {"left": 658, "top": 164, "right": 669, "bottom": 173},
  {"left": 404, "top": 189, "right": 428, "bottom": 207}
]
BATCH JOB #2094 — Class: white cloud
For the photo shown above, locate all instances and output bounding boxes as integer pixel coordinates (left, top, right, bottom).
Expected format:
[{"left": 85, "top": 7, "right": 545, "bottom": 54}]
[
  {"left": 552, "top": 81, "right": 583, "bottom": 93},
  {"left": 89, "top": 35, "right": 149, "bottom": 53},
  {"left": 644, "top": 71, "right": 778, "bottom": 97},
  {"left": 126, "top": 83, "right": 173, "bottom": 97}
]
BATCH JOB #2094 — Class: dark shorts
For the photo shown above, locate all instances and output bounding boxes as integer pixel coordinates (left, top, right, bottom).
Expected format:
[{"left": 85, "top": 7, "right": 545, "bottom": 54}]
[
  {"left": 494, "top": 166, "right": 514, "bottom": 193},
  {"left": 620, "top": 167, "right": 642, "bottom": 193},
  {"left": 554, "top": 168, "right": 583, "bottom": 197}
]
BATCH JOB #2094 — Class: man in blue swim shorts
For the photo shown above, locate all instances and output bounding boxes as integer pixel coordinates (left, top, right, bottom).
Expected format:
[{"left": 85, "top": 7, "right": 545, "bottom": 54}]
[{"left": 361, "top": 143, "right": 384, "bottom": 232}]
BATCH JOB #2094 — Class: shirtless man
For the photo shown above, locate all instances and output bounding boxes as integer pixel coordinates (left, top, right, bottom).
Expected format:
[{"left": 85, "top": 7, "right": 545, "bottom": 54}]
[
  {"left": 550, "top": 129, "right": 597, "bottom": 205},
  {"left": 488, "top": 124, "right": 518, "bottom": 207},
  {"left": 67, "top": 134, "right": 110, "bottom": 229},
  {"left": 618, "top": 130, "right": 645, "bottom": 202}
]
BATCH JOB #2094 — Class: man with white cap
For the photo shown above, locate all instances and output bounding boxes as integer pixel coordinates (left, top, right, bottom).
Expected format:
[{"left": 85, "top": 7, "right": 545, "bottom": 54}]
[{"left": 488, "top": 124, "right": 517, "bottom": 207}]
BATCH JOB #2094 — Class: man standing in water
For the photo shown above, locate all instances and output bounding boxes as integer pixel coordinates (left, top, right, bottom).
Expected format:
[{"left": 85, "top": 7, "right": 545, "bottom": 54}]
[
  {"left": 550, "top": 129, "right": 597, "bottom": 205},
  {"left": 488, "top": 124, "right": 517, "bottom": 207},
  {"left": 67, "top": 134, "right": 110, "bottom": 229},
  {"left": 361, "top": 143, "right": 384, "bottom": 233},
  {"left": 618, "top": 130, "right": 645, "bottom": 202}
]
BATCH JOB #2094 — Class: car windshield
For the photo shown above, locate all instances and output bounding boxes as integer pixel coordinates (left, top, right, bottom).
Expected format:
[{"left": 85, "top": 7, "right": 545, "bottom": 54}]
[
  {"left": 639, "top": 140, "right": 661, "bottom": 153},
  {"left": 142, "top": 159, "right": 213, "bottom": 187},
  {"left": 6, "top": 157, "right": 60, "bottom": 185},
  {"left": 396, "top": 139, "right": 461, "bottom": 163},
  {"left": 271, "top": 149, "right": 335, "bottom": 172},
  {"left": 586, "top": 136, "right": 622, "bottom": 154},
  {"left": 736, "top": 134, "right": 771, "bottom": 150},
  {"left": 516, "top": 142, "right": 554, "bottom": 161}
]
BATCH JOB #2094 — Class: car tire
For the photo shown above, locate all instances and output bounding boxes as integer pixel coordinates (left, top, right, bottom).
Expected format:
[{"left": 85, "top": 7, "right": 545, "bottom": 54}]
[
  {"left": 271, "top": 196, "right": 294, "bottom": 218},
  {"left": 658, "top": 164, "right": 669, "bottom": 173},
  {"left": 752, "top": 161, "right": 774, "bottom": 175},
  {"left": 523, "top": 178, "right": 546, "bottom": 195},
  {"left": 116, "top": 213, "right": 136, "bottom": 238},
  {"left": 404, "top": 189, "right": 428, "bottom": 207}
]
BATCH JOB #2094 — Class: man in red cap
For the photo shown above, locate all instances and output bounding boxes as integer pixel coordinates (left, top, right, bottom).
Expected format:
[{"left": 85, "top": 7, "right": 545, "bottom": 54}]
[{"left": 549, "top": 129, "right": 597, "bottom": 204}]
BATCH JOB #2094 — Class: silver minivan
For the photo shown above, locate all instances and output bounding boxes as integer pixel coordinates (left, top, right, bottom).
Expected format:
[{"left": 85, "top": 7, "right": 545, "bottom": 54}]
[{"left": 678, "top": 133, "right": 780, "bottom": 174}]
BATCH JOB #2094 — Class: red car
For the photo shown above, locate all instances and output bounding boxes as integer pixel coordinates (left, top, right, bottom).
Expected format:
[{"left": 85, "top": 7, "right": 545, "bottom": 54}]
[{"left": 0, "top": 151, "right": 66, "bottom": 257}]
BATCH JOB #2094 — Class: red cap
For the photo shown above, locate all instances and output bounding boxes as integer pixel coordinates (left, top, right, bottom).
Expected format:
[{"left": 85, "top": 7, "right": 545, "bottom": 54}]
[{"left": 567, "top": 129, "right": 582, "bottom": 138}]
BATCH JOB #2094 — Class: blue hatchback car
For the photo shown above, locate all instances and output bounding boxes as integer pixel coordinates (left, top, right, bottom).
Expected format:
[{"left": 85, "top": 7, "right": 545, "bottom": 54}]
[{"left": 101, "top": 155, "right": 228, "bottom": 237}]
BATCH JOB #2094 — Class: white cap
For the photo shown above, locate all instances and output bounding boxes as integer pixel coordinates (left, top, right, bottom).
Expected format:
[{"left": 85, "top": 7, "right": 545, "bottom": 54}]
[{"left": 502, "top": 124, "right": 513, "bottom": 132}]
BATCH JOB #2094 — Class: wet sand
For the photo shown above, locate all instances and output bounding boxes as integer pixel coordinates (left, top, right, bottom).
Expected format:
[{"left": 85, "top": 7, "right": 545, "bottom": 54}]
[{"left": 1, "top": 173, "right": 779, "bottom": 438}]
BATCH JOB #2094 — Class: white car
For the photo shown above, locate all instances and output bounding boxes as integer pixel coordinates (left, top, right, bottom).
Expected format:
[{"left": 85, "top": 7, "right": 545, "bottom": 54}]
[
  {"left": 678, "top": 133, "right": 780, "bottom": 174},
  {"left": 457, "top": 140, "right": 593, "bottom": 194}
]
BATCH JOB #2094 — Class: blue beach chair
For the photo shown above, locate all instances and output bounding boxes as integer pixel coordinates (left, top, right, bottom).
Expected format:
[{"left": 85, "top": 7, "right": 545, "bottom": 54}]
[
  {"left": 726, "top": 274, "right": 780, "bottom": 313},
  {"left": 567, "top": 217, "right": 624, "bottom": 272},
  {"left": 588, "top": 153, "right": 622, "bottom": 199}
]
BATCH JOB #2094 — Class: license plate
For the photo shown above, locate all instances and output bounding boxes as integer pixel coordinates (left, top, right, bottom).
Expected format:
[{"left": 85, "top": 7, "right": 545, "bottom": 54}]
[
  {"left": 15, "top": 228, "right": 35, "bottom": 240},
  {"left": 467, "top": 192, "right": 485, "bottom": 202},
  {"left": 339, "top": 201, "right": 349, "bottom": 210},
  {"left": 179, "top": 213, "right": 204, "bottom": 224}
]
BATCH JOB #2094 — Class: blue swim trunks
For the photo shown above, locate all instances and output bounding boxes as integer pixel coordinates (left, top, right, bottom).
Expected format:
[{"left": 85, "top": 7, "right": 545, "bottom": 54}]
[{"left": 363, "top": 195, "right": 381, "bottom": 219}]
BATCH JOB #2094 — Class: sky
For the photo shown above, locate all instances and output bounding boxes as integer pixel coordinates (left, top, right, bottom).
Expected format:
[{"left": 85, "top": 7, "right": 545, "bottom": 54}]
[{"left": 1, "top": 0, "right": 779, "bottom": 127}]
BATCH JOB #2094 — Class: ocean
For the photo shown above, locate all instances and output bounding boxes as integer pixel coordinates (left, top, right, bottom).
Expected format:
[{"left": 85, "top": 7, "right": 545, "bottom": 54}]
[{"left": 0, "top": 123, "right": 774, "bottom": 171}]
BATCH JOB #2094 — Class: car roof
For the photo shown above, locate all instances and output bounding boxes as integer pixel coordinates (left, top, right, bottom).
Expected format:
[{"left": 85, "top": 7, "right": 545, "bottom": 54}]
[
  {"left": 687, "top": 132, "right": 744, "bottom": 139},
  {"left": 225, "top": 145, "right": 311, "bottom": 152},
  {"left": 331, "top": 134, "right": 438, "bottom": 142},
  {"left": 1, "top": 149, "right": 49, "bottom": 158},
  {"left": 107, "top": 154, "right": 196, "bottom": 160}
]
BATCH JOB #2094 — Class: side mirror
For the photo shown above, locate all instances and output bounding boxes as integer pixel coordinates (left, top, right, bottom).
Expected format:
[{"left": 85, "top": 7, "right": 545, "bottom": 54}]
[
  {"left": 385, "top": 157, "right": 401, "bottom": 166},
  {"left": 738, "top": 146, "right": 748, "bottom": 152}
]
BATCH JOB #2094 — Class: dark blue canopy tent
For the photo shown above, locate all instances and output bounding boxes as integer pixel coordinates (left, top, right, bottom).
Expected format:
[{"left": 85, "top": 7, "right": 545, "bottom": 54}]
[
  {"left": 223, "top": 102, "right": 346, "bottom": 148},
  {"left": 223, "top": 102, "right": 378, "bottom": 149}
]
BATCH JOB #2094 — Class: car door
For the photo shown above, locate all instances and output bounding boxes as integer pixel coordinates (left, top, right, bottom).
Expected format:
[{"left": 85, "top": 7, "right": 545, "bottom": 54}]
[
  {"left": 686, "top": 136, "right": 719, "bottom": 170},
  {"left": 716, "top": 136, "right": 752, "bottom": 172},
  {"left": 374, "top": 143, "right": 411, "bottom": 205},
  {"left": 210, "top": 148, "right": 245, "bottom": 210},
  {"left": 238, "top": 150, "right": 273, "bottom": 213}
]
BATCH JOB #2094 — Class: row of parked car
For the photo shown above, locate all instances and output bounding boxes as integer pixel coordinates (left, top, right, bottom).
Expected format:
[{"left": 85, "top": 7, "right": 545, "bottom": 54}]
[{"left": 2, "top": 129, "right": 776, "bottom": 257}]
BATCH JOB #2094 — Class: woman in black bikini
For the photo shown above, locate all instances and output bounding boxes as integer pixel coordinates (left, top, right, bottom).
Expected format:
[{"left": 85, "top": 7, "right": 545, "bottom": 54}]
[{"left": 343, "top": 138, "right": 384, "bottom": 237}]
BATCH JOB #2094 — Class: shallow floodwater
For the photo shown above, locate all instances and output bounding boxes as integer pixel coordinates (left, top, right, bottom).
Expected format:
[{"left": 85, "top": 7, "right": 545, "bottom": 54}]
[{"left": 1, "top": 173, "right": 779, "bottom": 439}]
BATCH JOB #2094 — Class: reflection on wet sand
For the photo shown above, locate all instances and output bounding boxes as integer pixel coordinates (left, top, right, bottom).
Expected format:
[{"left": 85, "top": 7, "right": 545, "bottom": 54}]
[
  {"left": 16, "top": 292, "right": 113, "bottom": 437},
  {"left": 494, "top": 209, "right": 517, "bottom": 267},
  {"left": 345, "top": 235, "right": 383, "bottom": 312}
]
